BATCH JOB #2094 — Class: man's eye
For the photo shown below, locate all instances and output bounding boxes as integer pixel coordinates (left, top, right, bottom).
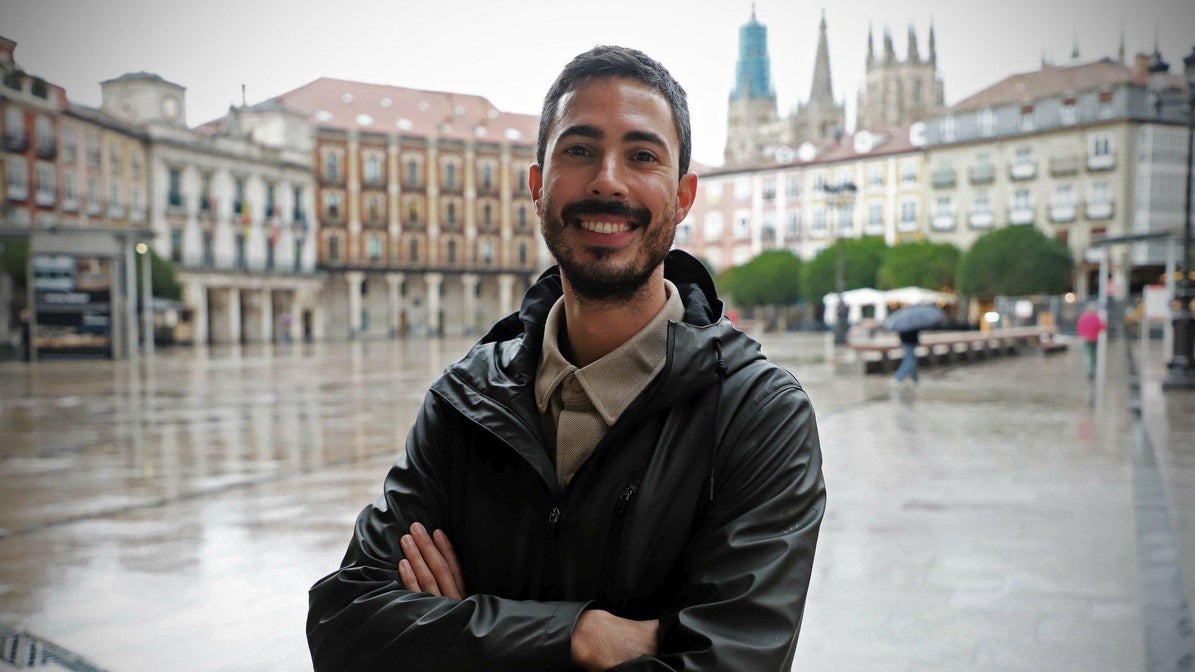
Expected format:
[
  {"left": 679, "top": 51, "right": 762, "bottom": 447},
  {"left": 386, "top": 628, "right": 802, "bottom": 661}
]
[
  {"left": 632, "top": 151, "right": 658, "bottom": 163},
  {"left": 563, "top": 146, "right": 591, "bottom": 157}
]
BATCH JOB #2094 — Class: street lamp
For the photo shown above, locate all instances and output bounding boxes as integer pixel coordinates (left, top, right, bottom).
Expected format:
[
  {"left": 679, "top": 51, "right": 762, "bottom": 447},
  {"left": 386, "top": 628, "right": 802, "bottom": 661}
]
[
  {"left": 1150, "top": 46, "right": 1195, "bottom": 389},
  {"left": 825, "top": 181, "right": 857, "bottom": 345}
]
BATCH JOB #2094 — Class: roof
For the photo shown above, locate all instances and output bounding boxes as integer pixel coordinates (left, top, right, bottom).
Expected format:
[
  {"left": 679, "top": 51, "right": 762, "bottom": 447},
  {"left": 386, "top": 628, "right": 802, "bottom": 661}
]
[
  {"left": 949, "top": 56, "right": 1172, "bottom": 113},
  {"left": 699, "top": 124, "right": 921, "bottom": 177},
  {"left": 260, "top": 77, "right": 539, "bottom": 146},
  {"left": 100, "top": 71, "right": 185, "bottom": 90}
]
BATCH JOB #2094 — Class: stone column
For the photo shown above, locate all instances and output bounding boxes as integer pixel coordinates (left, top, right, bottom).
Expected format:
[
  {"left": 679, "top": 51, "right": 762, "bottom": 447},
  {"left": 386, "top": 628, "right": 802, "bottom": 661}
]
[
  {"left": 227, "top": 287, "right": 242, "bottom": 344},
  {"left": 188, "top": 280, "right": 208, "bottom": 345},
  {"left": 498, "top": 273, "right": 516, "bottom": 316},
  {"left": 346, "top": 271, "right": 365, "bottom": 338},
  {"left": 425, "top": 272, "right": 443, "bottom": 336},
  {"left": 347, "top": 130, "right": 361, "bottom": 265},
  {"left": 260, "top": 288, "right": 273, "bottom": 343},
  {"left": 461, "top": 273, "right": 479, "bottom": 335},
  {"left": 386, "top": 272, "right": 405, "bottom": 337}
]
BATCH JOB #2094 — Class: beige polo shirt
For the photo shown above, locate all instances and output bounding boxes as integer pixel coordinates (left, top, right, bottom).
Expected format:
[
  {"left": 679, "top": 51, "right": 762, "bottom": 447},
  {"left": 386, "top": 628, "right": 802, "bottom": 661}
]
[{"left": 535, "top": 280, "right": 685, "bottom": 487}]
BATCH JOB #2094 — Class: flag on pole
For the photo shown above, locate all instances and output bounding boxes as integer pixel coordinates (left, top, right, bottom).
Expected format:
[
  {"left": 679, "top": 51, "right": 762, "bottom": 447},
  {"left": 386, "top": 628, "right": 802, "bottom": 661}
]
[{"left": 241, "top": 199, "right": 251, "bottom": 240}]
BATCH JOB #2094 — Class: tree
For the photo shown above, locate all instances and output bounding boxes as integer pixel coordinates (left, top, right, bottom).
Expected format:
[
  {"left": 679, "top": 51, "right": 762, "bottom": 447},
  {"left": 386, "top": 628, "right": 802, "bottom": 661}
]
[
  {"left": 0, "top": 238, "right": 30, "bottom": 289},
  {"left": 800, "top": 236, "right": 888, "bottom": 304},
  {"left": 720, "top": 250, "right": 802, "bottom": 307},
  {"left": 957, "top": 226, "right": 1072, "bottom": 297},
  {"left": 876, "top": 240, "right": 961, "bottom": 291},
  {"left": 135, "top": 248, "right": 183, "bottom": 301}
]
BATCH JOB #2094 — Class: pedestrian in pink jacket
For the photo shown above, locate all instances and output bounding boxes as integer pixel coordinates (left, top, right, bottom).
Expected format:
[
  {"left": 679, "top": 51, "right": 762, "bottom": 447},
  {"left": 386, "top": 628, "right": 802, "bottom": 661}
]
[{"left": 1076, "top": 304, "right": 1106, "bottom": 380}]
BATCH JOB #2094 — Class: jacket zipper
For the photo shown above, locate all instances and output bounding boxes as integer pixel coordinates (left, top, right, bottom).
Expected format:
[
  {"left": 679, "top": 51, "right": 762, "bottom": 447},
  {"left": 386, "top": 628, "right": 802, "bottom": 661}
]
[{"left": 599, "top": 480, "right": 639, "bottom": 600}]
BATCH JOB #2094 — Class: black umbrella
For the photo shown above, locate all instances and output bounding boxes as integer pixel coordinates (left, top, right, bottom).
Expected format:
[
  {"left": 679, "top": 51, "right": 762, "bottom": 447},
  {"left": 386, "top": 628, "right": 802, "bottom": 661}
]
[{"left": 883, "top": 304, "right": 946, "bottom": 332}]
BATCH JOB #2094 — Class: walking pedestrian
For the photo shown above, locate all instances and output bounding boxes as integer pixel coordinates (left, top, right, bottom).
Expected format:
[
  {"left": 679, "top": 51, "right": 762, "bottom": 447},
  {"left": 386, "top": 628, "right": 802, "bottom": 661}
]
[
  {"left": 1076, "top": 303, "right": 1105, "bottom": 380},
  {"left": 306, "top": 45, "right": 826, "bottom": 671},
  {"left": 893, "top": 328, "right": 921, "bottom": 385}
]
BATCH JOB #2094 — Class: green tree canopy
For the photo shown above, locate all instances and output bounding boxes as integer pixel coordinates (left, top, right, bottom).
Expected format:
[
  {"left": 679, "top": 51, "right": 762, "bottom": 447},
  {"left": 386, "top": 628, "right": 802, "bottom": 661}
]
[
  {"left": 800, "top": 236, "right": 888, "bottom": 304},
  {"left": 719, "top": 249, "right": 803, "bottom": 307},
  {"left": 876, "top": 240, "right": 962, "bottom": 291},
  {"left": 957, "top": 226, "right": 1072, "bottom": 297},
  {"left": 136, "top": 248, "right": 183, "bottom": 301},
  {"left": 0, "top": 238, "right": 29, "bottom": 285}
]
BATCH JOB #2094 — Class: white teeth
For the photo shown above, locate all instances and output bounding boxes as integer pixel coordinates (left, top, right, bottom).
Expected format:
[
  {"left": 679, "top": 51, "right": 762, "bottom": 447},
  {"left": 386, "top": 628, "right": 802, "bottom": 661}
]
[{"left": 579, "top": 220, "right": 631, "bottom": 234}]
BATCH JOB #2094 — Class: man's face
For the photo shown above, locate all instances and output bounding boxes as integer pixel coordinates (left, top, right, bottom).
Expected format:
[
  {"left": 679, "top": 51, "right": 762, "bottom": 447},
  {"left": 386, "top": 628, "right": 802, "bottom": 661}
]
[{"left": 530, "top": 77, "right": 696, "bottom": 302}]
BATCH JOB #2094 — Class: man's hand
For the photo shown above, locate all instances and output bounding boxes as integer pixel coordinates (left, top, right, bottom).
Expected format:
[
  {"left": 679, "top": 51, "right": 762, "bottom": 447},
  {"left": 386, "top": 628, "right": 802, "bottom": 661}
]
[
  {"left": 397, "top": 522, "right": 466, "bottom": 600},
  {"left": 571, "top": 609, "right": 659, "bottom": 671}
]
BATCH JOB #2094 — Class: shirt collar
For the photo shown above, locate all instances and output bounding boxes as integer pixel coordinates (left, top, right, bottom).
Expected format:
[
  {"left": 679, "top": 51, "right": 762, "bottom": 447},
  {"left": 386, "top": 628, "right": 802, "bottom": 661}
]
[{"left": 535, "top": 280, "right": 684, "bottom": 425}]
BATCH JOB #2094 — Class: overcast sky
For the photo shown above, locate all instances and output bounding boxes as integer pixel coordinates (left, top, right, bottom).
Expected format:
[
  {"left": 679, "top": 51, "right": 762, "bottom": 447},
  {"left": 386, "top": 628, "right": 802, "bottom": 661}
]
[{"left": 3, "top": 0, "right": 1192, "bottom": 167}]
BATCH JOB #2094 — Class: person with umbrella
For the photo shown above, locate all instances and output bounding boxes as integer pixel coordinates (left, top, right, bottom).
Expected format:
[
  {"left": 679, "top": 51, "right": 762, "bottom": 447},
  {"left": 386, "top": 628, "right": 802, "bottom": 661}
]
[{"left": 883, "top": 304, "right": 946, "bottom": 386}]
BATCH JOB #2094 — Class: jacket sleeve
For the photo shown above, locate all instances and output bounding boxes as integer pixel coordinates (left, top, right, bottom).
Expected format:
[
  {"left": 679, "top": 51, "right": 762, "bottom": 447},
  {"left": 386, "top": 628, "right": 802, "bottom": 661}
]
[
  {"left": 306, "top": 390, "right": 589, "bottom": 671},
  {"left": 624, "top": 380, "right": 826, "bottom": 671}
]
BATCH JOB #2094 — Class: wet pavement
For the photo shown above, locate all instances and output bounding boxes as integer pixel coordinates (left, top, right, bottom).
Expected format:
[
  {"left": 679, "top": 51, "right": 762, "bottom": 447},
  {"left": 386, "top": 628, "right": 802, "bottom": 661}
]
[{"left": 0, "top": 332, "right": 1190, "bottom": 671}]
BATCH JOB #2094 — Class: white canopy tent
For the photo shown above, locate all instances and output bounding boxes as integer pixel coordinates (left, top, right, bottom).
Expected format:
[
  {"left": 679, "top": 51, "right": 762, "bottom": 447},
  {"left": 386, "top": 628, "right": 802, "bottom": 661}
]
[{"left": 823, "top": 287, "right": 958, "bottom": 326}]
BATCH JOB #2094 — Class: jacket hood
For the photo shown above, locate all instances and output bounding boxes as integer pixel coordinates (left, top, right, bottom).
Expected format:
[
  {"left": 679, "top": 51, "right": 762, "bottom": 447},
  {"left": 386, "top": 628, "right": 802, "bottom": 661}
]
[{"left": 442, "top": 250, "right": 763, "bottom": 418}]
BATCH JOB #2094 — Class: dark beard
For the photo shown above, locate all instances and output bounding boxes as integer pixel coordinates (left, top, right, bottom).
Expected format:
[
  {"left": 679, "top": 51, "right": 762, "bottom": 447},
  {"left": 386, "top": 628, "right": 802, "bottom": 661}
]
[{"left": 540, "top": 197, "right": 675, "bottom": 304}]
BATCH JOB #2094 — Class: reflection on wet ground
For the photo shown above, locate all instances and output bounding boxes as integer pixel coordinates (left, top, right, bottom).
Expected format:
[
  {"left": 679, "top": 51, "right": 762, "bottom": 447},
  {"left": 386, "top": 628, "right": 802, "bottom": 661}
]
[{"left": 0, "top": 333, "right": 1175, "bottom": 671}]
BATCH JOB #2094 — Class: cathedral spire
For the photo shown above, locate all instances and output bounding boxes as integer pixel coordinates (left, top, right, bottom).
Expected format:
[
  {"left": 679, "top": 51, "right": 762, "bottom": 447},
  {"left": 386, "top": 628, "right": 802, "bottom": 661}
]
[
  {"left": 809, "top": 9, "right": 835, "bottom": 104},
  {"left": 928, "top": 19, "right": 937, "bottom": 64},
  {"left": 883, "top": 26, "right": 896, "bottom": 64},
  {"left": 867, "top": 23, "right": 875, "bottom": 67},
  {"left": 730, "top": 4, "right": 774, "bottom": 100},
  {"left": 1117, "top": 22, "right": 1125, "bottom": 64},
  {"left": 907, "top": 23, "right": 921, "bottom": 64}
]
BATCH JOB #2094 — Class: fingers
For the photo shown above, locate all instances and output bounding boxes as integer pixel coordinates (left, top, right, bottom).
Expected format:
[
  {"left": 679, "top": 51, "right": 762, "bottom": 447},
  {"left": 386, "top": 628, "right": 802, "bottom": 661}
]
[
  {"left": 398, "top": 523, "right": 464, "bottom": 600},
  {"left": 433, "top": 529, "right": 466, "bottom": 598}
]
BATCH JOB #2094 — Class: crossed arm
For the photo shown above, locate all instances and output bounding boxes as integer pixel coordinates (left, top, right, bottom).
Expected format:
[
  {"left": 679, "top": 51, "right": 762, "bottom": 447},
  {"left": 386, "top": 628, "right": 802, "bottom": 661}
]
[{"left": 397, "top": 521, "right": 659, "bottom": 671}]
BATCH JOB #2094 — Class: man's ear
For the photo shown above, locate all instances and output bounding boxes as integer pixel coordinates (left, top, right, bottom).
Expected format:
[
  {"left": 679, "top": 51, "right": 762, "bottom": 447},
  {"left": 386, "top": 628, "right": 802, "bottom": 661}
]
[
  {"left": 529, "top": 164, "right": 543, "bottom": 203},
  {"left": 675, "top": 172, "right": 698, "bottom": 222}
]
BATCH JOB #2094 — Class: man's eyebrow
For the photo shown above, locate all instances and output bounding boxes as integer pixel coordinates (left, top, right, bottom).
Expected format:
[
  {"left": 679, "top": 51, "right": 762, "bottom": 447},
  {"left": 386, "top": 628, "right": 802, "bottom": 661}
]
[
  {"left": 558, "top": 124, "right": 603, "bottom": 140},
  {"left": 623, "top": 130, "right": 668, "bottom": 148}
]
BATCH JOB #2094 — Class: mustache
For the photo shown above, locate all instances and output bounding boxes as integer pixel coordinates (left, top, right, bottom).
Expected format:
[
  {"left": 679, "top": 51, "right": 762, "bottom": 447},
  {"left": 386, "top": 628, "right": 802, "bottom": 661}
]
[{"left": 560, "top": 199, "right": 651, "bottom": 225}]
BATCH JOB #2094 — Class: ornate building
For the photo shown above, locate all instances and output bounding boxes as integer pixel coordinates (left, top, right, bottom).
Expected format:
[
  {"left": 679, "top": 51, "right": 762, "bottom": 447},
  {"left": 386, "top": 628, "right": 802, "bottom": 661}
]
[
  {"left": 856, "top": 23, "right": 945, "bottom": 130},
  {"left": 263, "top": 78, "right": 543, "bottom": 338},
  {"left": 789, "top": 12, "right": 846, "bottom": 148}
]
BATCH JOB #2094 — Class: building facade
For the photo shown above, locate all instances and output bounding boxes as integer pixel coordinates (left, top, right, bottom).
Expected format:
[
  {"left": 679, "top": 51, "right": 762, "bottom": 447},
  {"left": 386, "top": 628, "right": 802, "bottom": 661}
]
[
  {"left": 920, "top": 54, "right": 1187, "bottom": 299},
  {"left": 686, "top": 127, "right": 925, "bottom": 271},
  {"left": 263, "top": 78, "right": 544, "bottom": 339},
  {"left": 99, "top": 73, "right": 323, "bottom": 345},
  {"left": 856, "top": 24, "right": 945, "bottom": 130}
]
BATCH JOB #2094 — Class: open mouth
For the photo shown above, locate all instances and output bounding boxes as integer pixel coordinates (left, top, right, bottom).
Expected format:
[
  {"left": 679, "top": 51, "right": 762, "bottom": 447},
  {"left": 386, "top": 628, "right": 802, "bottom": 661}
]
[
  {"left": 578, "top": 220, "right": 634, "bottom": 235},
  {"left": 562, "top": 200, "right": 650, "bottom": 236}
]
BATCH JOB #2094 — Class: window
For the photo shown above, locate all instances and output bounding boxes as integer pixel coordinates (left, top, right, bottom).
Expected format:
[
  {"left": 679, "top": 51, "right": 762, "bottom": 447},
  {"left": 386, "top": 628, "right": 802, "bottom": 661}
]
[
  {"left": 34, "top": 115, "right": 52, "bottom": 153},
  {"left": 367, "top": 194, "right": 383, "bottom": 222},
  {"left": 326, "top": 192, "right": 341, "bottom": 219},
  {"left": 518, "top": 205, "right": 527, "bottom": 228},
  {"left": 5, "top": 155, "right": 27, "bottom": 199},
  {"left": 447, "top": 239, "right": 457, "bottom": 264},
  {"left": 1052, "top": 184, "right": 1074, "bottom": 205},
  {"left": 1015, "top": 147, "right": 1033, "bottom": 164},
  {"left": 292, "top": 186, "right": 304, "bottom": 222},
  {"left": 406, "top": 159, "right": 419, "bottom": 187},
  {"left": 1012, "top": 189, "right": 1031, "bottom": 209},
  {"left": 365, "top": 154, "right": 382, "bottom": 183},
  {"left": 367, "top": 236, "right": 382, "bottom": 261},
  {"left": 108, "top": 182, "right": 123, "bottom": 216},
  {"left": 761, "top": 213, "right": 776, "bottom": 244},
  {"left": 518, "top": 241, "right": 528, "bottom": 265},
  {"left": 446, "top": 201, "right": 457, "bottom": 225},
  {"left": 941, "top": 115, "right": 955, "bottom": 142},
  {"left": 481, "top": 239, "right": 494, "bottom": 264},
  {"left": 481, "top": 164, "right": 494, "bottom": 190},
  {"left": 1019, "top": 105, "right": 1035, "bottom": 131},
  {"left": 787, "top": 174, "right": 801, "bottom": 198},
  {"left": 4, "top": 106, "right": 24, "bottom": 142},
  {"left": 868, "top": 164, "right": 884, "bottom": 187},
  {"left": 1088, "top": 132, "right": 1114, "bottom": 169},
  {"left": 200, "top": 175, "right": 213, "bottom": 212},
  {"left": 170, "top": 228, "right": 183, "bottom": 263},
  {"left": 266, "top": 183, "right": 277, "bottom": 218},
  {"left": 324, "top": 151, "right": 340, "bottom": 181},
  {"left": 407, "top": 201, "right": 419, "bottom": 224},
  {"left": 409, "top": 238, "right": 419, "bottom": 262},
  {"left": 328, "top": 235, "right": 340, "bottom": 261},
  {"left": 733, "top": 211, "right": 751, "bottom": 239},
  {"left": 234, "top": 178, "right": 245, "bottom": 215},
  {"left": 235, "top": 232, "right": 246, "bottom": 270},
  {"left": 1089, "top": 181, "right": 1110, "bottom": 204},
  {"left": 932, "top": 196, "right": 954, "bottom": 231},
  {"left": 63, "top": 172, "right": 77, "bottom": 209},
  {"left": 762, "top": 178, "right": 776, "bottom": 200},
  {"left": 979, "top": 109, "right": 995, "bottom": 137},
  {"left": 734, "top": 178, "right": 750, "bottom": 199},
  {"left": 676, "top": 221, "right": 692, "bottom": 243},
  {"left": 168, "top": 168, "right": 183, "bottom": 207},
  {"left": 785, "top": 212, "right": 800, "bottom": 240},
  {"left": 900, "top": 159, "right": 918, "bottom": 185},
  {"left": 63, "top": 126, "right": 76, "bottom": 163},
  {"left": 203, "top": 231, "right": 214, "bottom": 266},
  {"left": 899, "top": 200, "right": 917, "bottom": 231},
  {"left": 445, "top": 163, "right": 457, "bottom": 189},
  {"left": 109, "top": 142, "right": 121, "bottom": 174},
  {"left": 482, "top": 202, "right": 492, "bottom": 225},
  {"left": 86, "top": 135, "right": 100, "bottom": 168},
  {"left": 703, "top": 212, "right": 724, "bottom": 239},
  {"left": 517, "top": 168, "right": 527, "bottom": 192},
  {"left": 130, "top": 151, "right": 141, "bottom": 179},
  {"left": 813, "top": 172, "right": 826, "bottom": 193},
  {"left": 1061, "top": 99, "right": 1077, "bottom": 125},
  {"left": 87, "top": 177, "right": 100, "bottom": 213},
  {"left": 867, "top": 203, "right": 884, "bottom": 234},
  {"left": 812, "top": 208, "right": 826, "bottom": 236}
]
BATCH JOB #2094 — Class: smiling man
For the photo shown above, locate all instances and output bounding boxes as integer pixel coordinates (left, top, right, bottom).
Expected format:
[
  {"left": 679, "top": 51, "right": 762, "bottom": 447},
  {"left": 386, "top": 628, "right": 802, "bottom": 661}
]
[{"left": 307, "top": 46, "right": 826, "bottom": 671}]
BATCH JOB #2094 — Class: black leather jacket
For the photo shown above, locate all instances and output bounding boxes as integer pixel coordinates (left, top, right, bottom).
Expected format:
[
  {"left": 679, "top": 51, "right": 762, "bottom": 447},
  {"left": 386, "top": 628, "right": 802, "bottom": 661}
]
[{"left": 307, "top": 251, "right": 826, "bottom": 671}]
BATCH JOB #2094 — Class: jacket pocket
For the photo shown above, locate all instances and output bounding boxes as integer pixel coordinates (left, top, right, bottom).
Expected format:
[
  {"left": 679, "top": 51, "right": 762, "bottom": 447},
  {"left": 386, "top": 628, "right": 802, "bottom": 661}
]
[{"left": 599, "top": 477, "right": 639, "bottom": 601}]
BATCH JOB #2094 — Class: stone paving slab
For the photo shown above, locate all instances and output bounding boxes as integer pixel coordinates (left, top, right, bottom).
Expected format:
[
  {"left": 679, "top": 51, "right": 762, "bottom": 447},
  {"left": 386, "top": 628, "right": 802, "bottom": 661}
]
[{"left": 0, "top": 334, "right": 1170, "bottom": 671}]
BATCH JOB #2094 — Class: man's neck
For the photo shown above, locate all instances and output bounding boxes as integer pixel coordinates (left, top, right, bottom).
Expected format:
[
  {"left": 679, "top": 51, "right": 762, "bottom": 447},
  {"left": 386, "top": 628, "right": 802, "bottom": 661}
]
[{"left": 560, "top": 273, "right": 668, "bottom": 368}]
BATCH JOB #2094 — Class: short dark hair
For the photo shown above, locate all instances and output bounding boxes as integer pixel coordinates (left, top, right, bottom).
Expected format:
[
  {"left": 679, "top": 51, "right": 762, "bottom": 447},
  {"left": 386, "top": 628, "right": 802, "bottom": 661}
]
[{"left": 536, "top": 45, "right": 692, "bottom": 178}]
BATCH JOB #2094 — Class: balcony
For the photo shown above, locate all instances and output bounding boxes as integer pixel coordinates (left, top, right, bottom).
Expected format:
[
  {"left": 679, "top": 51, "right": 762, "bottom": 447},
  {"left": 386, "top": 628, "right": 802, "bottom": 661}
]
[
  {"left": 34, "top": 141, "right": 57, "bottom": 161},
  {"left": 1084, "top": 199, "right": 1114, "bottom": 220},
  {"left": 108, "top": 203, "right": 125, "bottom": 219},
  {"left": 131, "top": 207, "right": 146, "bottom": 223},
  {"left": 167, "top": 193, "right": 186, "bottom": 214},
  {"left": 62, "top": 198, "right": 78, "bottom": 212},
  {"left": 1009, "top": 161, "right": 1037, "bottom": 181},
  {"left": 931, "top": 168, "right": 957, "bottom": 189},
  {"left": 968, "top": 163, "right": 995, "bottom": 185},
  {"left": 87, "top": 200, "right": 102, "bottom": 216},
  {"left": 1049, "top": 203, "right": 1076, "bottom": 223},
  {"left": 1087, "top": 154, "right": 1115, "bottom": 171},
  {"left": 3, "top": 133, "right": 29, "bottom": 153},
  {"left": 319, "top": 171, "right": 345, "bottom": 187},
  {"left": 968, "top": 210, "right": 994, "bottom": 228},
  {"left": 932, "top": 212, "right": 956, "bottom": 231},
  {"left": 1049, "top": 154, "right": 1080, "bottom": 177},
  {"left": 34, "top": 189, "right": 55, "bottom": 207},
  {"left": 1008, "top": 206, "right": 1034, "bottom": 225}
]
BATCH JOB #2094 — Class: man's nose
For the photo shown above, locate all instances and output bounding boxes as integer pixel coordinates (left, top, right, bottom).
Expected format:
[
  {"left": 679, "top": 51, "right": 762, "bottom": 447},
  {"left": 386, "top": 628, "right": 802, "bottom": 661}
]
[{"left": 589, "top": 155, "right": 627, "bottom": 199}]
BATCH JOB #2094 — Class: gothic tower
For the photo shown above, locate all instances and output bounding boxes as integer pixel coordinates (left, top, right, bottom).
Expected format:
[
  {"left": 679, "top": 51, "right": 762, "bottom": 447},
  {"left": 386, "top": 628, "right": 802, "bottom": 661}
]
[
  {"left": 724, "top": 3, "right": 780, "bottom": 167},
  {"left": 789, "top": 10, "right": 846, "bottom": 145},
  {"left": 856, "top": 20, "right": 945, "bottom": 129}
]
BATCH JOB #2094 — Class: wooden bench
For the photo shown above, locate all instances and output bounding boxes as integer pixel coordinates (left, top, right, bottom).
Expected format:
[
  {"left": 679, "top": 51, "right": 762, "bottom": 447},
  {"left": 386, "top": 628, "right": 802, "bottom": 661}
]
[{"left": 846, "top": 326, "right": 1065, "bottom": 374}]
